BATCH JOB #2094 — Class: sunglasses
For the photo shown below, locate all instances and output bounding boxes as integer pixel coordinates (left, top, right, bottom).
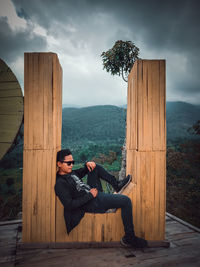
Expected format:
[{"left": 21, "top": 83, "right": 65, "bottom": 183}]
[{"left": 61, "top": 160, "right": 75, "bottom": 166}]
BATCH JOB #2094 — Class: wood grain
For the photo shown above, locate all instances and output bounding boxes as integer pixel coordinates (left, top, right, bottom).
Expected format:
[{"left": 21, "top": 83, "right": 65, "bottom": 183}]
[
  {"left": 23, "top": 53, "right": 62, "bottom": 242},
  {"left": 23, "top": 57, "right": 165, "bottom": 243},
  {"left": 0, "top": 59, "right": 23, "bottom": 160},
  {"left": 126, "top": 60, "right": 166, "bottom": 241}
]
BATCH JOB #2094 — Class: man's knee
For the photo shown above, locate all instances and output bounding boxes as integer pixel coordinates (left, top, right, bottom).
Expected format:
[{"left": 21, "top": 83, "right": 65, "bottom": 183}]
[
  {"left": 88, "top": 164, "right": 99, "bottom": 174},
  {"left": 93, "top": 164, "right": 104, "bottom": 173},
  {"left": 95, "top": 164, "right": 102, "bottom": 170},
  {"left": 120, "top": 195, "right": 132, "bottom": 207}
]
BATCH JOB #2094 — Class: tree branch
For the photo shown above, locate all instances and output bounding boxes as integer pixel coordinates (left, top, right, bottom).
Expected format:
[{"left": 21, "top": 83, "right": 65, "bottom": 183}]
[{"left": 121, "top": 68, "right": 128, "bottom": 82}]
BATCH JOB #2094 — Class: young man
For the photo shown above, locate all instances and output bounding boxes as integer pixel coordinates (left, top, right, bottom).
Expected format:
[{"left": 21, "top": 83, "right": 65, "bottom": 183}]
[{"left": 54, "top": 149, "right": 148, "bottom": 248}]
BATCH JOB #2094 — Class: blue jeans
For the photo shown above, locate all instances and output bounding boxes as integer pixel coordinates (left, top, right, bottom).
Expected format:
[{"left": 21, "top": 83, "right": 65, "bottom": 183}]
[{"left": 83, "top": 164, "right": 135, "bottom": 239}]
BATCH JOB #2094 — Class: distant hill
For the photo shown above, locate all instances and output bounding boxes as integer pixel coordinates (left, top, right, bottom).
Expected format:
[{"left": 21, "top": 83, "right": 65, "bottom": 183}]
[
  {"left": 62, "top": 101, "right": 200, "bottom": 145},
  {"left": 62, "top": 105, "right": 126, "bottom": 146},
  {"left": 166, "top": 101, "right": 200, "bottom": 139},
  {"left": 0, "top": 101, "right": 199, "bottom": 168}
]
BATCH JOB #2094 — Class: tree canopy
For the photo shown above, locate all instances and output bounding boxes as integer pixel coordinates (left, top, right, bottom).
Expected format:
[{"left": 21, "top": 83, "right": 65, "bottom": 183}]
[{"left": 101, "top": 40, "right": 139, "bottom": 82}]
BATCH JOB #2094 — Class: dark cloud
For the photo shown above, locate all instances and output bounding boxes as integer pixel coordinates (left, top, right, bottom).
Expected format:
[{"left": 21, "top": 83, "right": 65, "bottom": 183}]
[
  {"left": 11, "top": 0, "right": 200, "bottom": 56},
  {"left": 12, "top": 0, "right": 200, "bottom": 49},
  {"left": 0, "top": 16, "right": 47, "bottom": 64},
  {"left": 9, "top": 0, "right": 200, "bottom": 103}
]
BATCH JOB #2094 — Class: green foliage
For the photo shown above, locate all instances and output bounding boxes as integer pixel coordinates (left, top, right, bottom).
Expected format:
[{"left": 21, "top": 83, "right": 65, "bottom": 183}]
[
  {"left": 167, "top": 140, "right": 200, "bottom": 227},
  {"left": 101, "top": 40, "right": 139, "bottom": 82},
  {"left": 188, "top": 120, "right": 200, "bottom": 135},
  {"left": 0, "top": 192, "right": 22, "bottom": 220},
  {"left": 0, "top": 168, "right": 22, "bottom": 220},
  {"left": 1, "top": 102, "right": 199, "bottom": 170},
  {"left": 61, "top": 105, "right": 126, "bottom": 151}
]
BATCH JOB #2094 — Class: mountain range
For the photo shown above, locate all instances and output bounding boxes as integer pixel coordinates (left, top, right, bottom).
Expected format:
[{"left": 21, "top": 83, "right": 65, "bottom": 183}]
[
  {"left": 62, "top": 101, "right": 200, "bottom": 145},
  {"left": 0, "top": 101, "right": 199, "bottom": 168}
]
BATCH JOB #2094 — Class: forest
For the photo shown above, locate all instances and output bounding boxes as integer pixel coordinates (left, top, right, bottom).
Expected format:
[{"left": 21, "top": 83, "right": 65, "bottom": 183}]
[{"left": 0, "top": 102, "right": 199, "bottom": 228}]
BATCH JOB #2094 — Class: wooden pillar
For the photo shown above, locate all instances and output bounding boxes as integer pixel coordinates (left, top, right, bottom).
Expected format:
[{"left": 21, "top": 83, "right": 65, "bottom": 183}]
[
  {"left": 126, "top": 60, "right": 166, "bottom": 241},
  {"left": 22, "top": 53, "right": 62, "bottom": 242}
]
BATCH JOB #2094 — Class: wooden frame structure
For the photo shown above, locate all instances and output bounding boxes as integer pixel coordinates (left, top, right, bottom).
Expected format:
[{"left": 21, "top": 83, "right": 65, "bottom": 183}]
[
  {"left": 22, "top": 53, "right": 62, "bottom": 242},
  {"left": 22, "top": 55, "right": 166, "bottom": 243},
  {"left": 126, "top": 60, "right": 166, "bottom": 240}
]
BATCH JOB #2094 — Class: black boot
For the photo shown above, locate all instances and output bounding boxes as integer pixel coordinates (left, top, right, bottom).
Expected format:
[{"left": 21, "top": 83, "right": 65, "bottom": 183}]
[
  {"left": 115, "top": 175, "right": 132, "bottom": 193},
  {"left": 121, "top": 236, "right": 148, "bottom": 248}
]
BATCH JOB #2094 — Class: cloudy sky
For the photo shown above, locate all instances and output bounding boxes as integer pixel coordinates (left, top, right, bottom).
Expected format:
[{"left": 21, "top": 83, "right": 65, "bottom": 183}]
[{"left": 0, "top": 0, "right": 200, "bottom": 107}]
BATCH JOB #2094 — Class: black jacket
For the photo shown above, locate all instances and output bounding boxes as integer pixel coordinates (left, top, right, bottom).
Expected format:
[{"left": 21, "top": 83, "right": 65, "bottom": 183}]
[{"left": 54, "top": 165, "right": 94, "bottom": 234}]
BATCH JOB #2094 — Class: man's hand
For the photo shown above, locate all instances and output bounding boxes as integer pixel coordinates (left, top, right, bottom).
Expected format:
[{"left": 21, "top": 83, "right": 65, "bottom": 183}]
[
  {"left": 86, "top": 161, "right": 96, "bottom": 172},
  {"left": 90, "top": 188, "right": 98, "bottom": 198}
]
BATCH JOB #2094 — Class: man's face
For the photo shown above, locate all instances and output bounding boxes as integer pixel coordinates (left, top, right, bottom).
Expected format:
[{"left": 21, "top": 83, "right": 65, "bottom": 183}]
[{"left": 57, "top": 154, "right": 74, "bottom": 174}]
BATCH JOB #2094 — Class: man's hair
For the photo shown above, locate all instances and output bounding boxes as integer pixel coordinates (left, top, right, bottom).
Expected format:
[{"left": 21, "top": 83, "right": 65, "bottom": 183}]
[{"left": 57, "top": 149, "right": 72, "bottom": 162}]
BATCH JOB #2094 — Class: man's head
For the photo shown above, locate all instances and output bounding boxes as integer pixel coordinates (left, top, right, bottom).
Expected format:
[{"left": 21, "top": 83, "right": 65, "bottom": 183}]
[{"left": 57, "top": 149, "right": 74, "bottom": 174}]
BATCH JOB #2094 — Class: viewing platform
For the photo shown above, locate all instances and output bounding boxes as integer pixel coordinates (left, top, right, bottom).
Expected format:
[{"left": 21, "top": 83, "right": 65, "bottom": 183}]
[{"left": 0, "top": 213, "right": 199, "bottom": 267}]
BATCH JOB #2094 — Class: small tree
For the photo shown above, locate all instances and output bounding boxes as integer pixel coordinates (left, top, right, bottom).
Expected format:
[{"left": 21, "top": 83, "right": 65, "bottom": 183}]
[
  {"left": 101, "top": 40, "right": 140, "bottom": 179},
  {"left": 101, "top": 40, "right": 139, "bottom": 82}
]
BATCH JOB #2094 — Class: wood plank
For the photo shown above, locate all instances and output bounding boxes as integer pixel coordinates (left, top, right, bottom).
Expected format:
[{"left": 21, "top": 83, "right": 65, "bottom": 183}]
[
  {"left": 135, "top": 151, "right": 141, "bottom": 236},
  {"left": 137, "top": 60, "right": 144, "bottom": 151},
  {"left": 159, "top": 60, "right": 166, "bottom": 150},
  {"left": 33, "top": 53, "right": 44, "bottom": 149},
  {"left": 50, "top": 150, "right": 57, "bottom": 242},
  {"left": 22, "top": 150, "right": 27, "bottom": 242},
  {"left": 43, "top": 53, "right": 53, "bottom": 150},
  {"left": 93, "top": 213, "right": 106, "bottom": 242},
  {"left": 30, "top": 150, "right": 38, "bottom": 242},
  {"left": 45, "top": 150, "right": 51, "bottom": 242},
  {"left": 0, "top": 89, "right": 22, "bottom": 97},
  {"left": 105, "top": 213, "right": 113, "bottom": 242},
  {"left": 144, "top": 152, "right": 154, "bottom": 239},
  {"left": 126, "top": 74, "right": 132, "bottom": 150},
  {"left": 22, "top": 150, "right": 32, "bottom": 242},
  {"left": 0, "top": 115, "right": 22, "bottom": 142},
  {"left": 24, "top": 53, "right": 33, "bottom": 149},
  {"left": 160, "top": 151, "right": 166, "bottom": 239},
  {"left": 23, "top": 53, "right": 62, "bottom": 242},
  {"left": 55, "top": 199, "right": 66, "bottom": 242},
  {"left": 0, "top": 81, "right": 21, "bottom": 90},
  {"left": 37, "top": 150, "right": 43, "bottom": 242},
  {"left": 166, "top": 213, "right": 200, "bottom": 233},
  {"left": 127, "top": 64, "right": 137, "bottom": 150},
  {"left": 151, "top": 61, "right": 160, "bottom": 150},
  {"left": 0, "top": 59, "right": 18, "bottom": 82},
  {"left": 0, "top": 97, "right": 23, "bottom": 114},
  {"left": 126, "top": 60, "right": 166, "bottom": 241},
  {"left": 108, "top": 213, "right": 117, "bottom": 241},
  {"left": 147, "top": 61, "right": 153, "bottom": 151},
  {"left": 53, "top": 54, "right": 63, "bottom": 149},
  {"left": 23, "top": 54, "right": 28, "bottom": 151},
  {"left": 154, "top": 151, "right": 161, "bottom": 240},
  {"left": 17, "top": 240, "right": 170, "bottom": 249},
  {"left": 142, "top": 61, "right": 149, "bottom": 150}
]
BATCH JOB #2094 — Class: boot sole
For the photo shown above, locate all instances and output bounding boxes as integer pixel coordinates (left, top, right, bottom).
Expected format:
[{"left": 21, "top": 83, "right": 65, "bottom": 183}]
[
  {"left": 120, "top": 238, "right": 132, "bottom": 247},
  {"left": 117, "top": 175, "right": 132, "bottom": 194},
  {"left": 120, "top": 237, "right": 148, "bottom": 249}
]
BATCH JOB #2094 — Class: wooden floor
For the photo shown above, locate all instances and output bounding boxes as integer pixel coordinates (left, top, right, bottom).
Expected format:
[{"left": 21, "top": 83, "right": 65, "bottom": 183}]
[{"left": 0, "top": 213, "right": 200, "bottom": 267}]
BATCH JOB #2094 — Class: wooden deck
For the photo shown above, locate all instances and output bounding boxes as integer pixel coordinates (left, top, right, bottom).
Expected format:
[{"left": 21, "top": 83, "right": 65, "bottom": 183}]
[{"left": 0, "top": 213, "right": 200, "bottom": 266}]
